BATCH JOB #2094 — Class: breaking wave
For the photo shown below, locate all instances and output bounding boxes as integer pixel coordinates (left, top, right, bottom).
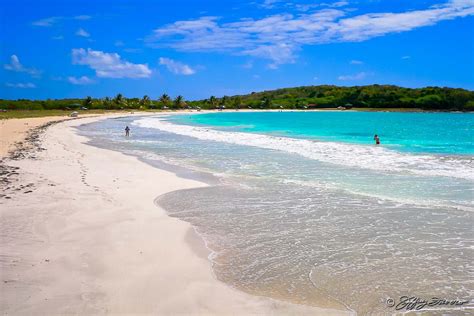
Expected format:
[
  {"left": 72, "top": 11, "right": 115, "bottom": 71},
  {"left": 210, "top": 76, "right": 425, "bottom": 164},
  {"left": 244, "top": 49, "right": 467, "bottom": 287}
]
[{"left": 134, "top": 116, "right": 473, "bottom": 181}]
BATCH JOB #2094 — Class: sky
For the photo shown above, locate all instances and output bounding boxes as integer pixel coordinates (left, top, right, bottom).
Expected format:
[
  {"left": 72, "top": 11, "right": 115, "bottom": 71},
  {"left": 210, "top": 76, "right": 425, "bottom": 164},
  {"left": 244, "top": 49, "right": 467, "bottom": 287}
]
[{"left": 1, "top": 0, "right": 473, "bottom": 100}]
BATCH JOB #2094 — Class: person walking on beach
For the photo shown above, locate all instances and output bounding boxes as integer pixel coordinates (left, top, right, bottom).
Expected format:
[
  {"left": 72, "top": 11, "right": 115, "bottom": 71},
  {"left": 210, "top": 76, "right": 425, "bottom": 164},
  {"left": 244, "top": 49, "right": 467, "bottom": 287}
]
[
  {"left": 125, "top": 126, "right": 130, "bottom": 137},
  {"left": 374, "top": 134, "right": 380, "bottom": 145}
]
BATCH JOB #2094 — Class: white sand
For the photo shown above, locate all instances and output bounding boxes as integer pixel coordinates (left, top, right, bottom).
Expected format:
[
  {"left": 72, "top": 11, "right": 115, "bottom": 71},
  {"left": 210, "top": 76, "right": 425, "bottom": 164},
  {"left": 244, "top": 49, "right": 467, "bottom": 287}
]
[
  {"left": 0, "top": 116, "right": 68, "bottom": 157},
  {"left": 0, "top": 116, "right": 349, "bottom": 315}
]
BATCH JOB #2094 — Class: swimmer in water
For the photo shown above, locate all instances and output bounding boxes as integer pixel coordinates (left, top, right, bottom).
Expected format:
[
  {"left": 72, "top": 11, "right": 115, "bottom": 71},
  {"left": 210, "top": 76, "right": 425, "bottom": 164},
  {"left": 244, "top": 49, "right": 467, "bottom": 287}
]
[{"left": 374, "top": 134, "right": 380, "bottom": 145}]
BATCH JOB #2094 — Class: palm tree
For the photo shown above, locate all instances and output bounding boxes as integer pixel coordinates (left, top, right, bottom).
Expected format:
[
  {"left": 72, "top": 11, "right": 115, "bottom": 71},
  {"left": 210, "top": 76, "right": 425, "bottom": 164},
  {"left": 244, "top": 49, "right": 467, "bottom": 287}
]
[
  {"left": 114, "top": 93, "right": 124, "bottom": 108},
  {"left": 102, "top": 97, "right": 111, "bottom": 109},
  {"left": 140, "top": 95, "right": 150, "bottom": 106},
  {"left": 159, "top": 94, "right": 171, "bottom": 108},
  {"left": 209, "top": 96, "right": 218, "bottom": 108},
  {"left": 174, "top": 95, "right": 184, "bottom": 109},
  {"left": 83, "top": 96, "right": 93, "bottom": 108}
]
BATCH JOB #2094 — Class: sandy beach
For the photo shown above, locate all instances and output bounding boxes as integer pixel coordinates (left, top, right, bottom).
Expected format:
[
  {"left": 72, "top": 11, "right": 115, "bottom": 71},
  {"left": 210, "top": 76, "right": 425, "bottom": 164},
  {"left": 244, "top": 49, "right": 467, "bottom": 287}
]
[
  {"left": 0, "top": 116, "right": 70, "bottom": 157},
  {"left": 0, "top": 115, "right": 349, "bottom": 315}
]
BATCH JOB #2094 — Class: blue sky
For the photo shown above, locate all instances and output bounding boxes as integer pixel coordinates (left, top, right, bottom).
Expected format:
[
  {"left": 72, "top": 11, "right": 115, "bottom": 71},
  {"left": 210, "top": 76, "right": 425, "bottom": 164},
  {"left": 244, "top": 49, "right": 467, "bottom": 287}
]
[{"left": 1, "top": 0, "right": 473, "bottom": 100}]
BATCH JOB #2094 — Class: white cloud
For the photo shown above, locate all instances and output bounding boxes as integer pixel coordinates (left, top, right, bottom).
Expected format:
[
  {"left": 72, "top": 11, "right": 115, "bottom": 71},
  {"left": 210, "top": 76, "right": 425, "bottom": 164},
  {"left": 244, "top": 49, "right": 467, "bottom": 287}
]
[
  {"left": 72, "top": 48, "right": 152, "bottom": 78},
  {"left": 260, "top": 0, "right": 283, "bottom": 9},
  {"left": 402, "top": 55, "right": 411, "bottom": 59},
  {"left": 4, "top": 55, "right": 41, "bottom": 77},
  {"left": 260, "top": 0, "right": 348, "bottom": 10},
  {"left": 32, "top": 15, "right": 91, "bottom": 27},
  {"left": 4, "top": 55, "right": 24, "bottom": 71},
  {"left": 68, "top": 76, "right": 94, "bottom": 85},
  {"left": 147, "top": 0, "right": 474, "bottom": 65},
  {"left": 243, "top": 43, "right": 297, "bottom": 67},
  {"left": 338, "top": 71, "right": 367, "bottom": 80},
  {"left": 159, "top": 57, "right": 196, "bottom": 75},
  {"left": 6, "top": 82, "right": 36, "bottom": 88},
  {"left": 293, "top": 4, "right": 322, "bottom": 12},
  {"left": 350, "top": 59, "right": 363, "bottom": 65},
  {"left": 52, "top": 35, "right": 64, "bottom": 40},
  {"left": 327, "top": 1, "right": 349, "bottom": 8},
  {"left": 74, "top": 15, "right": 91, "bottom": 20},
  {"left": 32, "top": 16, "right": 62, "bottom": 27},
  {"left": 76, "top": 28, "right": 90, "bottom": 37}
]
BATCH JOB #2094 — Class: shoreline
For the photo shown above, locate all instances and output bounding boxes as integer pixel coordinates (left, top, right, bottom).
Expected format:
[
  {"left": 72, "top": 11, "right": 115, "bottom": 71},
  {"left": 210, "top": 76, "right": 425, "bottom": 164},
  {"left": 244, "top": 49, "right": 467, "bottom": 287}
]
[
  {"left": 0, "top": 115, "right": 349, "bottom": 315},
  {"left": 1, "top": 106, "right": 471, "bottom": 123}
]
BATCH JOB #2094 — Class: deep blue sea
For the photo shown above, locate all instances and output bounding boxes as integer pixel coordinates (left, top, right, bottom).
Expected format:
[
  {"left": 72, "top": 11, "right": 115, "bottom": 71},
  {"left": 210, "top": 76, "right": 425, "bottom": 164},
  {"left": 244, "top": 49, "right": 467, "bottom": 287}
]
[{"left": 79, "top": 111, "right": 474, "bottom": 315}]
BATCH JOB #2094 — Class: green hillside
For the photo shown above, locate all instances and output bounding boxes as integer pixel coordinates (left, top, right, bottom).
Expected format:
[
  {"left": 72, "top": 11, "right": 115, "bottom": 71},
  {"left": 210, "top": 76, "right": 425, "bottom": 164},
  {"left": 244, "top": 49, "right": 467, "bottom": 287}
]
[
  {"left": 1, "top": 85, "right": 473, "bottom": 112},
  {"left": 189, "top": 85, "right": 474, "bottom": 111}
]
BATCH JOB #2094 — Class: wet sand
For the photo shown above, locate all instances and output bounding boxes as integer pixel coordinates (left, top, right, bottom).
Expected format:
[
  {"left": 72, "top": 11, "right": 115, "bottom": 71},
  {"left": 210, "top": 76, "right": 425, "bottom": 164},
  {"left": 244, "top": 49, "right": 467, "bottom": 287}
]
[{"left": 0, "top": 115, "right": 349, "bottom": 315}]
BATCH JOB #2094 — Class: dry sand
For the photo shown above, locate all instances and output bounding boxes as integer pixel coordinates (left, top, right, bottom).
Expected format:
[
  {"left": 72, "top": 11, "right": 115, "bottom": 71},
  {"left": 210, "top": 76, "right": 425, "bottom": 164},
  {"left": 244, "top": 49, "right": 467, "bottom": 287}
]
[
  {"left": 0, "top": 117, "right": 69, "bottom": 157},
  {"left": 0, "top": 116, "right": 349, "bottom": 315}
]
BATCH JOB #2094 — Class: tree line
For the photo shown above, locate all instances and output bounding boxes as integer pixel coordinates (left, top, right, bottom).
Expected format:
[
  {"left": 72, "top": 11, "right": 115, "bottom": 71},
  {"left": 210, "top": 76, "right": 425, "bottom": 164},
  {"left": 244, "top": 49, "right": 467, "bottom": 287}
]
[
  {"left": 190, "top": 85, "right": 474, "bottom": 111},
  {"left": 0, "top": 94, "right": 186, "bottom": 111},
  {"left": 1, "top": 85, "right": 473, "bottom": 111}
]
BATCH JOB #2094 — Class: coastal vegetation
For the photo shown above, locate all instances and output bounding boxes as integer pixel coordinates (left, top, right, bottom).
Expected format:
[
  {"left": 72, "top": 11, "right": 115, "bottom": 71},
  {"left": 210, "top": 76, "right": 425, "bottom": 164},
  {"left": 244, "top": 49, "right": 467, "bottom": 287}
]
[
  {"left": 0, "top": 109, "right": 113, "bottom": 119},
  {"left": 1, "top": 85, "right": 473, "bottom": 115},
  {"left": 191, "top": 85, "right": 474, "bottom": 111}
]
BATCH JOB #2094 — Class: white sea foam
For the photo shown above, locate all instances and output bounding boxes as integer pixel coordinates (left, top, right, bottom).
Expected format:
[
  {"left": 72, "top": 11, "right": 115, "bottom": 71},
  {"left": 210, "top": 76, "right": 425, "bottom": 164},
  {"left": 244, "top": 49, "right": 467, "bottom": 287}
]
[{"left": 134, "top": 116, "right": 474, "bottom": 181}]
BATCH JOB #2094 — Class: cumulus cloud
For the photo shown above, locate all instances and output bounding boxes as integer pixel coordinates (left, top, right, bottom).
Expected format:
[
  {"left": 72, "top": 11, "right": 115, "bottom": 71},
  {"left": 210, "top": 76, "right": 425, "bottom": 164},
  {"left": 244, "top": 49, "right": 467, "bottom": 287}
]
[
  {"left": 159, "top": 57, "right": 196, "bottom": 75},
  {"left": 4, "top": 55, "right": 41, "bottom": 77},
  {"left": 338, "top": 71, "right": 367, "bottom": 80},
  {"left": 6, "top": 82, "right": 36, "bottom": 88},
  {"left": 76, "top": 28, "right": 90, "bottom": 37},
  {"left": 147, "top": 0, "right": 474, "bottom": 66},
  {"left": 72, "top": 48, "right": 152, "bottom": 78},
  {"left": 68, "top": 76, "right": 94, "bottom": 85}
]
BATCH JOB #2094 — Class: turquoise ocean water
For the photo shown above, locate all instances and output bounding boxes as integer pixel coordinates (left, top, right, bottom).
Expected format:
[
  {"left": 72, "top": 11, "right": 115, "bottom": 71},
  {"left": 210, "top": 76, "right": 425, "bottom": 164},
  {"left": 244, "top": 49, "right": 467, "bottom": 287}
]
[
  {"left": 170, "top": 111, "right": 474, "bottom": 154},
  {"left": 79, "top": 111, "right": 474, "bottom": 315}
]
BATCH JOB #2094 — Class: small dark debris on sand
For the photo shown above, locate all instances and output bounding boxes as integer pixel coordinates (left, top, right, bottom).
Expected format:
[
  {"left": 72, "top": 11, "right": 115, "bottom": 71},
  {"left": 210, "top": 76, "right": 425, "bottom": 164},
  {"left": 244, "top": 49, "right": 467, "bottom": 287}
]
[
  {"left": 1, "top": 119, "right": 70, "bottom": 200},
  {"left": 9, "top": 120, "right": 67, "bottom": 161}
]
